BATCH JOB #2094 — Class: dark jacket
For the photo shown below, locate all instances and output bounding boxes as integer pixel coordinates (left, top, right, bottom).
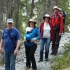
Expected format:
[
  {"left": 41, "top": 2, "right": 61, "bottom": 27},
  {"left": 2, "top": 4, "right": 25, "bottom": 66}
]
[{"left": 40, "top": 22, "right": 54, "bottom": 41}]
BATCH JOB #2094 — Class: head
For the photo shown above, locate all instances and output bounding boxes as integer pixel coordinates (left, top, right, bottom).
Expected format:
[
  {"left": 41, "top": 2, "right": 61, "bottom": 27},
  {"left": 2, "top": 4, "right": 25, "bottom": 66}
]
[
  {"left": 53, "top": 6, "right": 59, "bottom": 14},
  {"left": 43, "top": 14, "right": 50, "bottom": 22},
  {"left": 7, "top": 19, "right": 13, "bottom": 30},
  {"left": 58, "top": 8, "right": 62, "bottom": 13},
  {"left": 28, "top": 19, "right": 36, "bottom": 28}
]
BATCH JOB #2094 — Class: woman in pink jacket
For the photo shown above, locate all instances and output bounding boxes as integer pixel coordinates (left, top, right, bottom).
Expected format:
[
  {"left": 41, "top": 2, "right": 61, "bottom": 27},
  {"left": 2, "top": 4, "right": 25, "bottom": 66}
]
[{"left": 38, "top": 14, "right": 54, "bottom": 62}]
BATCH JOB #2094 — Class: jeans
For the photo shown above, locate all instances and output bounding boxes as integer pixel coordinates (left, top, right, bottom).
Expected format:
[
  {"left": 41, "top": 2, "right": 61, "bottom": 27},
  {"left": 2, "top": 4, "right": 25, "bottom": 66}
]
[
  {"left": 25, "top": 44, "right": 37, "bottom": 69},
  {"left": 39, "top": 38, "right": 51, "bottom": 60},
  {"left": 4, "top": 51, "right": 16, "bottom": 70}
]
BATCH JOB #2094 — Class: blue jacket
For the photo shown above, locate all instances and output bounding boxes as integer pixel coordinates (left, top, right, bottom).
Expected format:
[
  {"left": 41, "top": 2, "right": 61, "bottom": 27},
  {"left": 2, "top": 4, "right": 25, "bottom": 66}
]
[{"left": 24, "top": 27, "right": 40, "bottom": 46}]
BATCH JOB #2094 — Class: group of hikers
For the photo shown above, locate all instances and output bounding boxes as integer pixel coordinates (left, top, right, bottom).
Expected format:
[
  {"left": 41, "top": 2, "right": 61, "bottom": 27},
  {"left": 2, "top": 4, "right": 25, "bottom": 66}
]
[{"left": 0, "top": 6, "right": 66, "bottom": 70}]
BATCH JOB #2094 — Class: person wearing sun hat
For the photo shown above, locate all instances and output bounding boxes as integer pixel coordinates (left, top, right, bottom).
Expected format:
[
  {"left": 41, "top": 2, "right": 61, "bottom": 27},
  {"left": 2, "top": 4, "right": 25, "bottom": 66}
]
[
  {"left": 38, "top": 14, "right": 54, "bottom": 62},
  {"left": 24, "top": 18, "right": 40, "bottom": 70},
  {"left": 50, "top": 6, "right": 64, "bottom": 55},
  {"left": 0, "top": 18, "right": 21, "bottom": 70},
  {"left": 53, "top": 6, "right": 59, "bottom": 11}
]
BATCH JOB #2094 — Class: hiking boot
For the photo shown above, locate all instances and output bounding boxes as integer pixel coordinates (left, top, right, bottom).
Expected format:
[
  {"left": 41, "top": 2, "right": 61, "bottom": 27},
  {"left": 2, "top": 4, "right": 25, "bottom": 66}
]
[
  {"left": 45, "top": 58, "right": 48, "bottom": 61},
  {"left": 50, "top": 52, "right": 54, "bottom": 55},
  {"left": 32, "top": 68, "right": 37, "bottom": 70},
  {"left": 53, "top": 52, "right": 58, "bottom": 56},
  {"left": 25, "top": 66, "right": 30, "bottom": 70},
  {"left": 38, "top": 60, "right": 43, "bottom": 62}
]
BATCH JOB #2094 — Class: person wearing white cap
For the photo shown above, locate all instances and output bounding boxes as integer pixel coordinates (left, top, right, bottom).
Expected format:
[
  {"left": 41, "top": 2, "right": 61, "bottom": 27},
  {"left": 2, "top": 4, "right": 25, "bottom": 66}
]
[
  {"left": 58, "top": 8, "right": 62, "bottom": 11},
  {"left": 53, "top": 6, "right": 59, "bottom": 10},
  {"left": 58, "top": 8, "right": 63, "bottom": 15},
  {"left": 38, "top": 14, "right": 54, "bottom": 62},
  {"left": 58, "top": 8, "right": 66, "bottom": 34},
  {"left": 0, "top": 18, "right": 21, "bottom": 70},
  {"left": 50, "top": 6, "right": 64, "bottom": 55},
  {"left": 24, "top": 18, "right": 40, "bottom": 70}
]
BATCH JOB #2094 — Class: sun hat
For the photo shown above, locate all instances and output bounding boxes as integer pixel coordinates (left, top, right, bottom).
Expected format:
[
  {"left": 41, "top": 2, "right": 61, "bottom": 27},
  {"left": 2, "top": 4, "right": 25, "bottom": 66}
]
[
  {"left": 53, "top": 6, "right": 59, "bottom": 11},
  {"left": 28, "top": 19, "right": 36, "bottom": 24},
  {"left": 43, "top": 14, "right": 50, "bottom": 20}
]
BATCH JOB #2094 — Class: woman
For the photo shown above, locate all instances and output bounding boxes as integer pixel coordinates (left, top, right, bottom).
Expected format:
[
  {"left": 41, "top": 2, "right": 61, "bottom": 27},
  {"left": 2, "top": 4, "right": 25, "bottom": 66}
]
[
  {"left": 39, "top": 14, "right": 54, "bottom": 62},
  {"left": 24, "top": 19, "right": 40, "bottom": 70}
]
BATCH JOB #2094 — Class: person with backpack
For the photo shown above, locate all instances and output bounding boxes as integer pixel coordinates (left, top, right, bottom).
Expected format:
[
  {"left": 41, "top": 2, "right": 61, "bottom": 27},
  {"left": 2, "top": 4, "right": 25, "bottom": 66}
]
[
  {"left": 58, "top": 8, "right": 66, "bottom": 33},
  {"left": 50, "top": 6, "right": 64, "bottom": 55},
  {"left": 24, "top": 19, "right": 40, "bottom": 70},
  {"left": 38, "top": 14, "right": 54, "bottom": 62},
  {"left": 0, "top": 18, "right": 21, "bottom": 70}
]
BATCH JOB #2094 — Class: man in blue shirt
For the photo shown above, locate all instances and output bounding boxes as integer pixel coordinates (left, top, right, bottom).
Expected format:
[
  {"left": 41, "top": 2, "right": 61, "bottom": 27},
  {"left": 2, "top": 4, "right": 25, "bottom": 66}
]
[{"left": 0, "top": 18, "right": 21, "bottom": 70}]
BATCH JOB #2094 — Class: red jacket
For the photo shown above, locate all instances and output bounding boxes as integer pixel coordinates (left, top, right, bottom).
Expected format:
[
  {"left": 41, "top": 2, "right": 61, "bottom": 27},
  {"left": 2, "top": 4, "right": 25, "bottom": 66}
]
[
  {"left": 50, "top": 13, "right": 64, "bottom": 33},
  {"left": 40, "top": 22, "right": 54, "bottom": 41}
]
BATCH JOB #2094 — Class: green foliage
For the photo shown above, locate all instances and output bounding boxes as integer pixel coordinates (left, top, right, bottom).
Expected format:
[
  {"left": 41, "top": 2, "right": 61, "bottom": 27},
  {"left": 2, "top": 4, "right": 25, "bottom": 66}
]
[
  {"left": 51, "top": 41, "right": 70, "bottom": 70},
  {"left": 0, "top": 59, "right": 4, "bottom": 66},
  {"left": 58, "top": 0, "right": 70, "bottom": 25},
  {"left": 15, "top": 0, "right": 70, "bottom": 38}
]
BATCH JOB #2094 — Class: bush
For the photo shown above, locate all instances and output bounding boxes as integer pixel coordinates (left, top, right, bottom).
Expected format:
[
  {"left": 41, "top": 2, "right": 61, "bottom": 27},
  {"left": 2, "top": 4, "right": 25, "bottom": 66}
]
[{"left": 51, "top": 42, "right": 70, "bottom": 70}]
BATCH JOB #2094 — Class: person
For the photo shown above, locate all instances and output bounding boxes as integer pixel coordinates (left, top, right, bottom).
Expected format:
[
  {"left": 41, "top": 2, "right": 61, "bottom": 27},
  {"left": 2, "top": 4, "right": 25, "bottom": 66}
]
[
  {"left": 58, "top": 8, "right": 66, "bottom": 33},
  {"left": 50, "top": 6, "right": 64, "bottom": 55},
  {"left": 38, "top": 14, "right": 54, "bottom": 62},
  {"left": 0, "top": 18, "right": 21, "bottom": 70},
  {"left": 24, "top": 18, "right": 40, "bottom": 70}
]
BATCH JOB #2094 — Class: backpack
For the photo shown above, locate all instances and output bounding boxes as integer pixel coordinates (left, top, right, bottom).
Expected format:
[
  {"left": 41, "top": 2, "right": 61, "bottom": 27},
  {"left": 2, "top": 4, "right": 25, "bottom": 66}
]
[
  {"left": 62, "top": 11, "right": 66, "bottom": 19},
  {"left": 25, "top": 27, "right": 38, "bottom": 42}
]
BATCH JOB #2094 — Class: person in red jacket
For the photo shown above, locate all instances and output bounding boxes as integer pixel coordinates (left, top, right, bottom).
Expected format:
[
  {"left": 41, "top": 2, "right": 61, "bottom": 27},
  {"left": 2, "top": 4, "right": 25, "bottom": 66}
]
[
  {"left": 50, "top": 6, "right": 64, "bottom": 55},
  {"left": 38, "top": 14, "right": 54, "bottom": 62}
]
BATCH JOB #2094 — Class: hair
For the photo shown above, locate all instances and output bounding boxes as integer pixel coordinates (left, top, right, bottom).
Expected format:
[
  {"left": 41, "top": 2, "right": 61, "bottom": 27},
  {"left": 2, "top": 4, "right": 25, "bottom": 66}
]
[
  {"left": 43, "top": 17, "right": 50, "bottom": 21},
  {"left": 28, "top": 21, "right": 36, "bottom": 27}
]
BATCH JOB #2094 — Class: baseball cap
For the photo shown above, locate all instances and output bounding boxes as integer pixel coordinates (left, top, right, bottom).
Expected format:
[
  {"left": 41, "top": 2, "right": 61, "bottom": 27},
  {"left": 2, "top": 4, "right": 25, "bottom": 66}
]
[{"left": 7, "top": 18, "right": 13, "bottom": 23}]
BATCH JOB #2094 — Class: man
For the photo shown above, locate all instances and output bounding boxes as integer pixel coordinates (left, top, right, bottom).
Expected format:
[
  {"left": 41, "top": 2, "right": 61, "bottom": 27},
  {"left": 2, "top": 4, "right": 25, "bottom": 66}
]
[
  {"left": 0, "top": 18, "right": 21, "bottom": 70},
  {"left": 50, "top": 6, "right": 64, "bottom": 55},
  {"left": 58, "top": 8, "right": 66, "bottom": 34}
]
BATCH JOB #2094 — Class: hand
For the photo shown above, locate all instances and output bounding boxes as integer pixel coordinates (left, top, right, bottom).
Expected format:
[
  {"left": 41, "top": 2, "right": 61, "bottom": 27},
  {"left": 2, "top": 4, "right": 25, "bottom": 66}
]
[
  {"left": 0, "top": 47, "right": 2, "bottom": 53},
  {"left": 14, "top": 49, "right": 18, "bottom": 55},
  {"left": 59, "top": 33, "right": 62, "bottom": 36},
  {"left": 30, "top": 39, "right": 34, "bottom": 43},
  {"left": 24, "top": 39, "right": 27, "bottom": 42}
]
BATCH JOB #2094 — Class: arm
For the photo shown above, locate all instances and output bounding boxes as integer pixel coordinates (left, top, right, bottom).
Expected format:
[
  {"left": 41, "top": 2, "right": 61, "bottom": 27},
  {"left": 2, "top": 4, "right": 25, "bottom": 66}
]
[
  {"left": 60, "top": 15, "right": 64, "bottom": 34},
  {"left": 15, "top": 40, "right": 21, "bottom": 50},
  {"left": 14, "top": 30, "right": 21, "bottom": 55},
  {"left": 0, "top": 39, "right": 3, "bottom": 53},
  {"left": 24, "top": 33, "right": 27, "bottom": 42},
  {"left": 30, "top": 28, "right": 40, "bottom": 43},
  {"left": 0, "top": 30, "right": 4, "bottom": 53},
  {"left": 0, "top": 39, "right": 3, "bottom": 47},
  {"left": 50, "top": 23, "right": 54, "bottom": 41},
  {"left": 35, "top": 28, "right": 40, "bottom": 41}
]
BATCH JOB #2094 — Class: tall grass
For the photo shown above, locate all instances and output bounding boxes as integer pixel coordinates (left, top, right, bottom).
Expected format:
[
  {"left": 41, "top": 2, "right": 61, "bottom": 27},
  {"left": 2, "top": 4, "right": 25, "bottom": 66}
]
[{"left": 51, "top": 42, "right": 70, "bottom": 70}]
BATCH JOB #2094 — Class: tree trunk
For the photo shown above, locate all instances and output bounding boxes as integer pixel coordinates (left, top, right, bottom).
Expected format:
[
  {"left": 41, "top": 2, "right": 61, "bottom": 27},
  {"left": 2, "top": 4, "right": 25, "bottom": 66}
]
[{"left": 30, "top": 0, "right": 34, "bottom": 18}]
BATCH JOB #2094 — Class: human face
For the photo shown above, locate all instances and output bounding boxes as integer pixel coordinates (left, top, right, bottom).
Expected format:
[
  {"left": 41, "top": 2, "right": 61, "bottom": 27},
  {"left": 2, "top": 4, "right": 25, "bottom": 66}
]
[
  {"left": 29, "top": 22, "right": 35, "bottom": 27},
  {"left": 53, "top": 9, "right": 58, "bottom": 14},
  {"left": 44, "top": 17, "right": 49, "bottom": 22},
  {"left": 7, "top": 23, "right": 13, "bottom": 30}
]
